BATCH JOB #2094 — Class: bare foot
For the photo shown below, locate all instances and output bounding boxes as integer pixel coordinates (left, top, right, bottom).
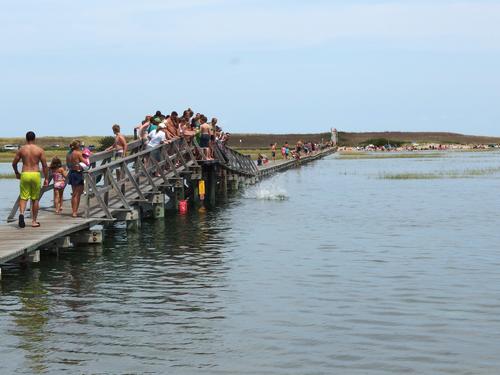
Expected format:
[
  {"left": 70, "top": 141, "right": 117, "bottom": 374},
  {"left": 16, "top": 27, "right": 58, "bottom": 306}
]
[{"left": 31, "top": 222, "right": 41, "bottom": 228}]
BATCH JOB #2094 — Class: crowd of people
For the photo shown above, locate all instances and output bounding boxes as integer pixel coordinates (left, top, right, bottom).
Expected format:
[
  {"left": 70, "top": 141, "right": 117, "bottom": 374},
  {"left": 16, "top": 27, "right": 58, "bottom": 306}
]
[
  {"left": 11, "top": 108, "right": 228, "bottom": 227},
  {"left": 257, "top": 140, "right": 321, "bottom": 166},
  {"left": 134, "top": 108, "right": 229, "bottom": 160}
]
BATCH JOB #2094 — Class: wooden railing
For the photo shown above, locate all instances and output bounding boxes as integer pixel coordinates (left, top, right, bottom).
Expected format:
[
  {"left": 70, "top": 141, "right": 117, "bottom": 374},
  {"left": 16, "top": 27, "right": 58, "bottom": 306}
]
[
  {"left": 7, "top": 138, "right": 198, "bottom": 221},
  {"left": 210, "top": 141, "right": 258, "bottom": 176},
  {"left": 6, "top": 136, "right": 260, "bottom": 222},
  {"left": 82, "top": 137, "right": 198, "bottom": 219}
]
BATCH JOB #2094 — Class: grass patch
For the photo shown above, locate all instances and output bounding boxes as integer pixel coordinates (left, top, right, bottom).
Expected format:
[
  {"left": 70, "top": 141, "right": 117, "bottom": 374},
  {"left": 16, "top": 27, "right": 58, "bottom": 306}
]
[
  {"left": 233, "top": 148, "right": 275, "bottom": 160},
  {"left": 337, "top": 152, "right": 443, "bottom": 160},
  {"left": 0, "top": 173, "right": 16, "bottom": 179},
  {"left": 379, "top": 167, "right": 500, "bottom": 179},
  {"left": 0, "top": 150, "right": 67, "bottom": 163}
]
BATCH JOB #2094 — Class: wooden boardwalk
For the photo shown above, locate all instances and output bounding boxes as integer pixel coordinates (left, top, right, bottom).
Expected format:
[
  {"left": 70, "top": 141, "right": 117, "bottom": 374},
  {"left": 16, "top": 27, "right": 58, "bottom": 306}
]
[
  {"left": 0, "top": 211, "right": 100, "bottom": 264},
  {"left": 0, "top": 138, "right": 335, "bottom": 273}
]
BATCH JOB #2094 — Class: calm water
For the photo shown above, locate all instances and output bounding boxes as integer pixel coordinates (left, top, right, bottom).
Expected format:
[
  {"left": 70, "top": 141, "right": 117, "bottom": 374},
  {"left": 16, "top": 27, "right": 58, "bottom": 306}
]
[{"left": 1, "top": 152, "right": 500, "bottom": 374}]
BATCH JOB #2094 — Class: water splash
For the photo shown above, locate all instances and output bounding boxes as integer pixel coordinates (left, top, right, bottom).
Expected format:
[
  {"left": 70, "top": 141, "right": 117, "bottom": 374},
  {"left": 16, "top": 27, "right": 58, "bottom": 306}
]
[{"left": 244, "top": 184, "right": 289, "bottom": 201}]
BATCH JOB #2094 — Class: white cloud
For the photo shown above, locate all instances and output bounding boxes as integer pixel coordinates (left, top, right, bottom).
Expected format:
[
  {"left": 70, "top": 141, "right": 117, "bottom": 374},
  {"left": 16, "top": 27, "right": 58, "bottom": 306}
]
[{"left": 1, "top": 1, "right": 499, "bottom": 54}]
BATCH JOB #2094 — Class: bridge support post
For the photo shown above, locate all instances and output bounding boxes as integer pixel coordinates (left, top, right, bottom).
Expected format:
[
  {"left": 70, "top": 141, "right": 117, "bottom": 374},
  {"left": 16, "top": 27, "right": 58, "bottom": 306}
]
[
  {"left": 126, "top": 209, "right": 141, "bottom": 231},
  {"left": 229, "top": 173, "right": 239, "bottom": 191},
  {"left": 71, "top": 228, "right": 103, "bottom": 245},
  {"left": 192, "top": 181, "right": 201, "bottom": 207},
  {"left": 165, "top": 179, "right": 184, "bottom": 210},
  {"left": 239, "top": 176, "right": 247, "bottom": 188},
  {"left": 208, "top": 166, "right": 217, "bottom": 207},
  {"left": 28, "top": 250, "right": 40, "bottom": 263},
  {"left": 174, "top": 180, "right": 185, "bottom": 211},
  {"left": 151, "top": 193, "right": 165, "bottom": 219},
  {"left": 220, "top": 169, "right": 228, "bottom": 196}
]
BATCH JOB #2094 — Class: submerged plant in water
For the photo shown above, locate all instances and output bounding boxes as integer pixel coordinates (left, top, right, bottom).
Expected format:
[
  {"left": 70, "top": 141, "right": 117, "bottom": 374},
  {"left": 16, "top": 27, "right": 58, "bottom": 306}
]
[
  {"left": 337, "top": 152, "right": 443, "bottom": 160},
  {"left": 378, "top": 167, "right": 500, "bottom": 180}
]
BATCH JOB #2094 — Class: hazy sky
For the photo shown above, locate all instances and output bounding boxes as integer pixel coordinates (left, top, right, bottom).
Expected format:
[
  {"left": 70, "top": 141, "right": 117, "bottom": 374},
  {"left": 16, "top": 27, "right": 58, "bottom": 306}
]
[{"left": 1, "top": 0, "right": 499, "bottom": 137}]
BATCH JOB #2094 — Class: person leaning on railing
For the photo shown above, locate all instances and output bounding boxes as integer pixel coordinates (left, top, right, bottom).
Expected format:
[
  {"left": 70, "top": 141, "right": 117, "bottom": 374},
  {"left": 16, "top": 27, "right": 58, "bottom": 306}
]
[
  {"left": 134, "top": 115, "right": 153, "bottom": 142},
  {"left": 145, "top": 123, "right": 167, "bottom": 177}
]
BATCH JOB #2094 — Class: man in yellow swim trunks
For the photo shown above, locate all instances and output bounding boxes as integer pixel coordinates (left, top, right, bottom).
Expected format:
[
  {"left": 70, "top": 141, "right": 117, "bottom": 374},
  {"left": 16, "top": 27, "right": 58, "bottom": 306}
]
[{"left": 12, "top": 131, "right": 49, "bottom": 228}]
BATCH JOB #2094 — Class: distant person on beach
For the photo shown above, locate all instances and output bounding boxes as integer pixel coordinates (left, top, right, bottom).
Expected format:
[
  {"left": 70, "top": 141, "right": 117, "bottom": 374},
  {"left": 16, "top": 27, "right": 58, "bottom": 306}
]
[
  {"left": 285, "top": 142, "right": 290, "bottom": 159},
  {"left": 50, "top": 156, "right": 68, "bottom": 214},
  {"left": 67, "top": 140, "right": 87, "bottom": 218},
  {"left": 296, "top": 140, "right": 303, "bottom": 156},
  {"left": 257, "top": 154, "right": 263, "bottom": 166},
  {"left": 11, "top": 131, "right": 49, "bottom": 228}
]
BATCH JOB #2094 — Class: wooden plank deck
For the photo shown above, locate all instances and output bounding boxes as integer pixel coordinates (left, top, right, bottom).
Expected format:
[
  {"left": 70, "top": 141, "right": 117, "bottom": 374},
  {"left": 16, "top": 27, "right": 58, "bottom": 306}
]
[{"left": 0, "top": 208, "right": 101, "bottom": 264}]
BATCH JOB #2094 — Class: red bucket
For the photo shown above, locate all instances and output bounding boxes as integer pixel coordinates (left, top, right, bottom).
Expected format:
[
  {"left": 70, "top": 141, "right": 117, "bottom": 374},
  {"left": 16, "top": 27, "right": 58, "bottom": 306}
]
[{"left": 179, "top": 200, "right": 188, "bottom": 214}]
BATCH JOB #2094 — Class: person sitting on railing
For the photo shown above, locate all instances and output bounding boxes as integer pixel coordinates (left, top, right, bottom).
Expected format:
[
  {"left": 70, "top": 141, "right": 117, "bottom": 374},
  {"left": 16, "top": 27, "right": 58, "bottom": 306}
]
[
  {"left": 180, "top": 118, "right": 195, "bottom": 143},
  {"left": 165, "top": 111, "right": 180, "bottom": 139},
  {"left": 67, "top": 140, "right": 87, "bottom": 218},
  {"left": 154, "top": 110, "right": 165, "bottom": 122},
  {"left": 50, "top": 156, "right": 68, "bottom": 214},
  {"left": 134, "top": 115, "right": 153, "bottom": 141},
  {"left": 182, "top": 108, "right": 194, "bottom": 123},
  {"left": 221, "top": 132, "right": 230, "bottom": 145},
  {"left": 191, "top": 113, "right": 201, "bottom": 129}
]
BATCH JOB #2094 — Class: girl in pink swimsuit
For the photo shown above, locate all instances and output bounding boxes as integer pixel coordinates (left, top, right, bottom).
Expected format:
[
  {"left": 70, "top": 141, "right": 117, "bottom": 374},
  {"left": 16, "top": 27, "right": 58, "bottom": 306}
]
[{"left": 50, "top": 156, "right": 68, "bottom": 214}]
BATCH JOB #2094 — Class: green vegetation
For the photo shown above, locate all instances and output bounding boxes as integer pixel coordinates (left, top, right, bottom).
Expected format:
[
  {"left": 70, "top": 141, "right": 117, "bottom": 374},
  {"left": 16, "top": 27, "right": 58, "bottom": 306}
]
[
  {"left": 379, "top": 167, "right": 500, "bottom": 179},
  {"left": 0, "top": 150, "right": 65, "bottom": 163},
  {"left": 97, "top": 136, "right": 115, "bottom": 151},
  {"left": 0, "top": 173, "right": 16, "bottom": 179},
  {"left": 234, "top": 148, "right": 272, "bottom": 160}
]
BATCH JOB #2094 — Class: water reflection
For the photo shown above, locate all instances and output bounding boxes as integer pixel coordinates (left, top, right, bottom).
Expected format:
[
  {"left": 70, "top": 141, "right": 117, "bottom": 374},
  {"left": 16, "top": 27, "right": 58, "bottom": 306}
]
[
  {"left": 1, "top": 207, "right": 234, "bottom": 372},
  {"left": 8, "top": 269, "right": 50, "bottom": 374}
]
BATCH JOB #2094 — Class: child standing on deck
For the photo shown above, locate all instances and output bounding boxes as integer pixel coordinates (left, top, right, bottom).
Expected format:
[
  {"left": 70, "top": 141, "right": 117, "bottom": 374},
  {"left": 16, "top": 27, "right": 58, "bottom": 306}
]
[{"left": 50, "top": 156, "right": 68, "bottom": 214}]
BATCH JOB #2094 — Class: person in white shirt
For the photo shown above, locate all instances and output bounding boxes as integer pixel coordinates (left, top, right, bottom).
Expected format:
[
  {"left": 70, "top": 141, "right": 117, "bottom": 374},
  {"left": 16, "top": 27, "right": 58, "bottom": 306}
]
[
  {"left": 146, "top": 123, "right": 167, "bottom": 176},
  {"left": 147, "top": 124, "right": 167, "bottom": 151}
]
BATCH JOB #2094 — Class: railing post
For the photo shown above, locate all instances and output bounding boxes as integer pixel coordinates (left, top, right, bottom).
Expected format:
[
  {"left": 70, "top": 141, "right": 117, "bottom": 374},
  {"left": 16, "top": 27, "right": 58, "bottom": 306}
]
[{"left": 84, "top": 174, "right": 90, "bottom": 218}]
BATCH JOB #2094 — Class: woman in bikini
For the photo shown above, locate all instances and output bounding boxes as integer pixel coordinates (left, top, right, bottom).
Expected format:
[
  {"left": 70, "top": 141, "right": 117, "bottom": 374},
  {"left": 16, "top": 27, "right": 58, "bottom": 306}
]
[{"left": 66, "top": 140, "right": 87, "bottom": 218}]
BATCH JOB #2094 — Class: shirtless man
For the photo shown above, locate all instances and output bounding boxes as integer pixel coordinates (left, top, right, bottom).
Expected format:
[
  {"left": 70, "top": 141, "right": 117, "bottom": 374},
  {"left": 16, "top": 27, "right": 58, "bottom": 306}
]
[
  {"left": 106, "top": 124, "right": 128, "bottom": 157},
  {"left": 199, "top": 116, "right": 212, "bottom": 159},
  {"left": 12, "top": 131, "right": 49, "bottom": 228},
  {"left": 106, "top": 124, "right": 128, "bottom": 180}
]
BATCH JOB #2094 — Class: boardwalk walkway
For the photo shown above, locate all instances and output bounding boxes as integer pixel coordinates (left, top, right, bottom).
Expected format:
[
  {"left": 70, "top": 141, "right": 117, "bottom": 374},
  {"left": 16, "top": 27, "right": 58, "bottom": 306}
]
[{"left": 0, "top": 139, "right": 335, "bottom": 272}]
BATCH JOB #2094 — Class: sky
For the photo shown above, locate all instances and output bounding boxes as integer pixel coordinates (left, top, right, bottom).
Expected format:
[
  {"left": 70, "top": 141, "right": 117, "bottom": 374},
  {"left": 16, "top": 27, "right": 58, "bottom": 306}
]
[{"left": 1, "top": 0, "right": 499, "bottom": 137}]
